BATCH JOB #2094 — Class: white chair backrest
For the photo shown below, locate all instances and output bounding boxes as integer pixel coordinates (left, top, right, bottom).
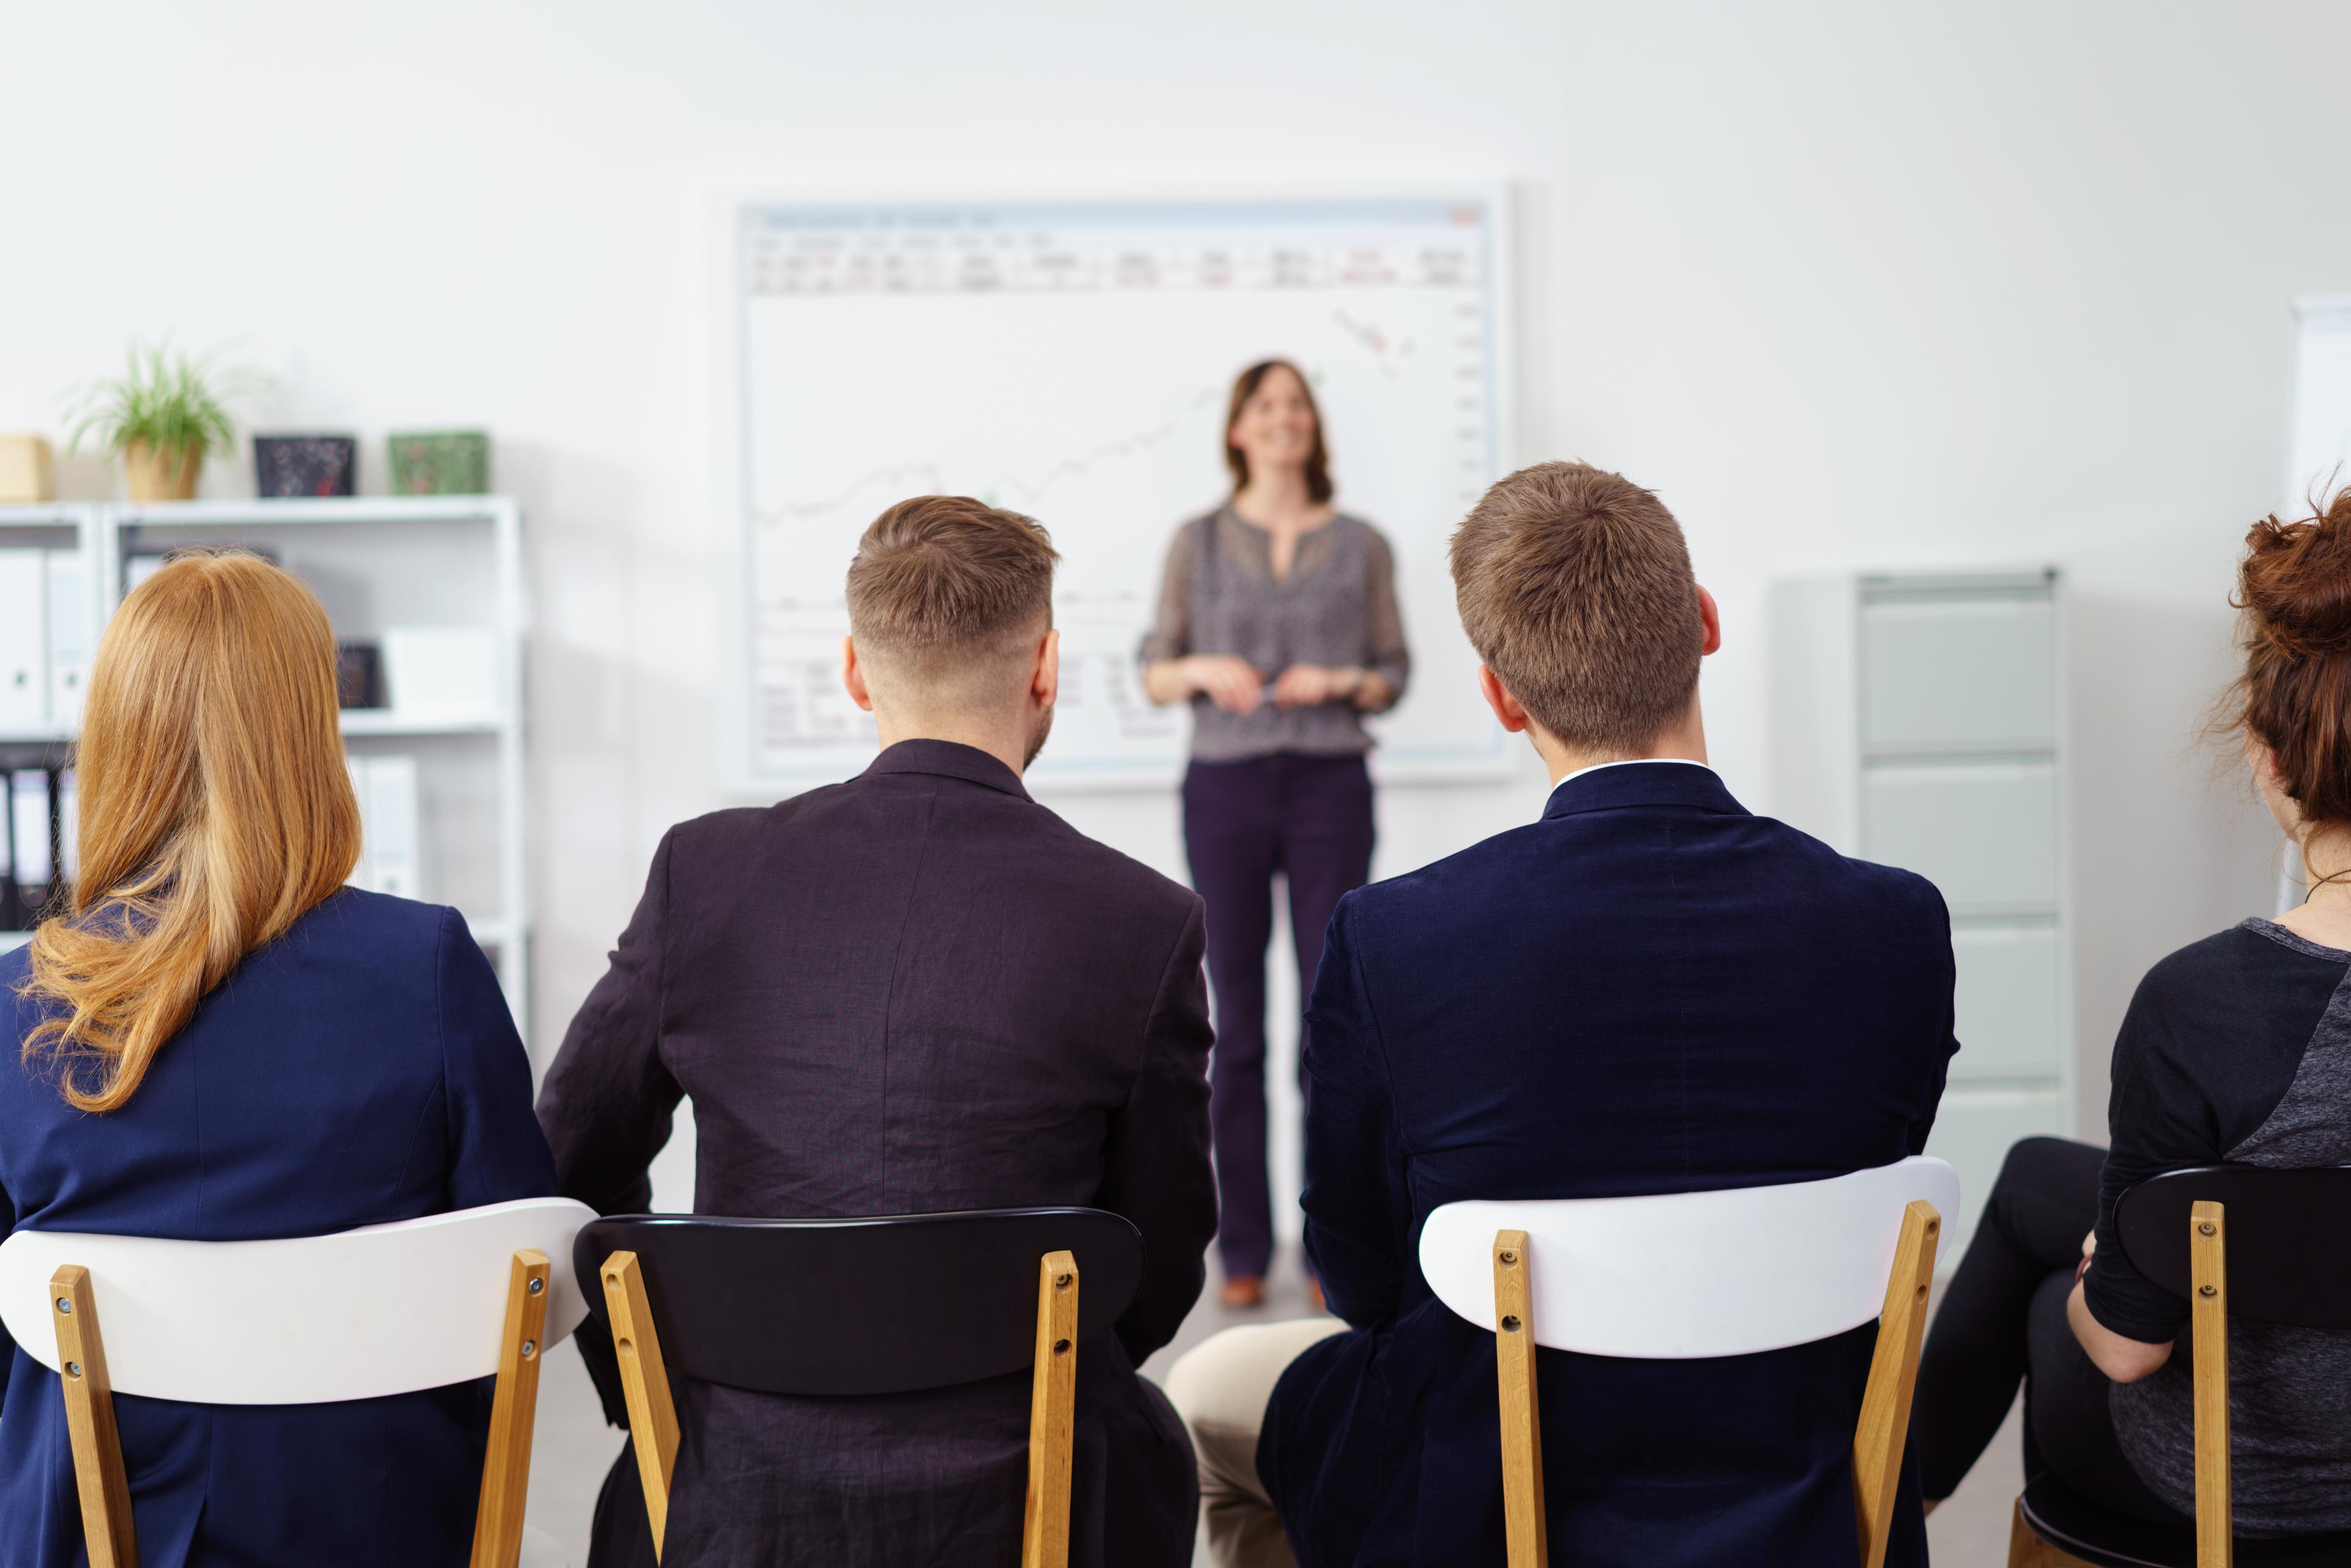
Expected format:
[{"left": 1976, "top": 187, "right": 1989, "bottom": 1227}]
[
  {"left": 1419, "top": 1155, "right": 1957, "bottom": 1359},
  {"left": 0, "top": 1197, "right": 595, "bottom": 1404}
]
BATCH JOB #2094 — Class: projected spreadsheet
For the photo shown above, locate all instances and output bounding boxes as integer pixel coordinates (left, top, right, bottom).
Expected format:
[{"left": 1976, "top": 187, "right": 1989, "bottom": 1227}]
[{"left": 730, "top": 197, "right": 1510, "bottom": 789}]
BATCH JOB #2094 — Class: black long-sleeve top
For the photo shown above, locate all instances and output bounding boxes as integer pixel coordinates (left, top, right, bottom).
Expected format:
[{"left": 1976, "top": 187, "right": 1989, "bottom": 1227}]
[{"left": 2085, "top": 918, "right": 2351, "bottom": 1532}]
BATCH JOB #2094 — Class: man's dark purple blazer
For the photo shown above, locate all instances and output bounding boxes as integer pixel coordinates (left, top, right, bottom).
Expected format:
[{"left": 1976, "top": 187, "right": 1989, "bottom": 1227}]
[
  {"left": 1262, "top": 760, "right": 1959, "bottom": 1568},
  {"left": 537, "top": 739, "right": 1216, "bottom": 1568}
]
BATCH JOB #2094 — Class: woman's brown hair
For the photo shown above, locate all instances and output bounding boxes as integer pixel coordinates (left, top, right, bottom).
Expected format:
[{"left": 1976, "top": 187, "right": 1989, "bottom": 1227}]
[
  {"left": 17, "top": 552, "right": 361, "bottom": 1111},
  {"left": 1224, "top": 359, "right": 1333, "bottom": 503},
  {"left": 2225, "top": 484, "right": 2351, "bottom": 833}
]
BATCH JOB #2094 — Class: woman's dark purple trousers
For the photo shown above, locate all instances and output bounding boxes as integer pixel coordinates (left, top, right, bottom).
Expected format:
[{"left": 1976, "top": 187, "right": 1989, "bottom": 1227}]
[{"left": 1181, "top": 751, "right": 1376, "bottom": 1280}]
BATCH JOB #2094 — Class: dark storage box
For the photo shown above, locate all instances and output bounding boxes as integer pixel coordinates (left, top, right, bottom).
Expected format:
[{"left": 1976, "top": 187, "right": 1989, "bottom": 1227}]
[
  {"left": 254, "top": 435, "right": 358, "bottom": 498},
  {"left": 336, "top": 643, "right": 384, "bottom": 709}
]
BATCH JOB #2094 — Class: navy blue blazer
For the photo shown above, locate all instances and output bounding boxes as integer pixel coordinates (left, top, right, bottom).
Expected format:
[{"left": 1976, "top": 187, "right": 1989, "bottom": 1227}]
[
  {"left": 1261, "top": 762, "right": 1957, "bottom": 1568},
  {"left": 0, "top": 890, "right": 555, "bottom": 1568}
]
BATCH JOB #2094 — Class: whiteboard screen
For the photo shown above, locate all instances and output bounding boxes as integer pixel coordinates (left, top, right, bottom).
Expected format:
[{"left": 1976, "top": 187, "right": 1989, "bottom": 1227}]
[
  {"left": 725, "top": 195, "right": 1513, "bottom": 790},
  {"left": 2292, "top": 298, "right": 2351, "bottom": 511}
]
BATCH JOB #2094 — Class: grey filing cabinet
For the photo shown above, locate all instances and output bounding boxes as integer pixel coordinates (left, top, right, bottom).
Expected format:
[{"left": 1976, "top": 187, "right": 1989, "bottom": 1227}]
[{"left": 1771, "top": 568, "right": 2071, "bottom": 1262}]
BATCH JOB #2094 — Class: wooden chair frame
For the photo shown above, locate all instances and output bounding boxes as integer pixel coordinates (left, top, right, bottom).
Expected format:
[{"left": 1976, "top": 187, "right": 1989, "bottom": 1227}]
[
  {"left": 51, "top": 1248, "right": 557, "bottom": 1568},
  {"left": 1490, "top": 1200, "right": 1940, "bottom": 1568},
  {"left": 600, "top": 1245, "right": 1083, "bottom": 1567},
  {"left": 2008, "top": 1199, "right": 2232, "bottom": 1568}
]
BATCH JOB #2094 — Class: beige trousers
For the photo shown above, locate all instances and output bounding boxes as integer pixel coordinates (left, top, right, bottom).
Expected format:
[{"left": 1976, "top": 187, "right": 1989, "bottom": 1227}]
[{"left": 1165, "top": 1317, "right": 1349, "bottom": 1568}]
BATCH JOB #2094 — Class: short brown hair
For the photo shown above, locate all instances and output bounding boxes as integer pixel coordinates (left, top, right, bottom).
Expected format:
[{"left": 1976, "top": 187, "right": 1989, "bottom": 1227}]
[
  {"left": 846, "top": 495, "right": 1058, "bottom": 687},
  {"left": 2224, "top": 484, "right": 2351, "bottom": 830},
  {"left": 1224, "top": 359, "right": 1333, "bottom": 503},
  {"left": 1449, "top": 462, "right": 1703, "bottom": 752}
]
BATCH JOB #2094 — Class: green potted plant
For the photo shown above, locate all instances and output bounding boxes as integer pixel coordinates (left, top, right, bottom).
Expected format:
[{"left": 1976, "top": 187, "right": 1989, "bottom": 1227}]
[{"left": 64, "top": 342, "right": 255, "bottom": 502}]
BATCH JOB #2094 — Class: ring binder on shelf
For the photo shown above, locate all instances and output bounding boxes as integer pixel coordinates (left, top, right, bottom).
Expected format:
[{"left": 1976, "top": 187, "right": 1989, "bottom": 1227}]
[
  {"left": 9, "top": 768, "right": 55, "bottom": 928},
  {"left": 45, "top": 550, "right": 89, "bottom": 729},
  {"left": 0, "top": 770, "right": 13, "bottom": 932},
  {"left": 0, "top": 550, "right": 47, "bottom": 732},
  {"left": 56, "top": 768, "right": 78, "bottom": 891},
  {"left": 344, "top": 753, "right": 422, "bottom": 901}
]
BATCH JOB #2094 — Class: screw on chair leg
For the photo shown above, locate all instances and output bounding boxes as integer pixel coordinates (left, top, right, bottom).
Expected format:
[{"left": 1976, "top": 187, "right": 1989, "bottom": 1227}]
[
  {"left": 1492, "top": 1229, "right": 1547, "bottom": 1568},
  {"left": 51, "top": 1265, "right": 137, "bottom": 1568}
]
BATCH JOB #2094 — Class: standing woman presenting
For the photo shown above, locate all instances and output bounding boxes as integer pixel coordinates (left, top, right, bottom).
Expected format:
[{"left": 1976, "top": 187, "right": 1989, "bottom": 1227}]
[{"left": 1141, "top": 359, "right": 1409, "bottom": 1307}]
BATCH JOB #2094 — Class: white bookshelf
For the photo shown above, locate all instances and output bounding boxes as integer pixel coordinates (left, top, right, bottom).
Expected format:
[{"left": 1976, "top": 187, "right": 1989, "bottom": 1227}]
[
  {"left": 0, "top": 503, "right": 100, "bottom": 961},
  {"left": 0, "top": 498, "right": 531, "bottom": 1039},
  {"left": 1771, "top": 566, "right": 2073, "bottom": 1264}
]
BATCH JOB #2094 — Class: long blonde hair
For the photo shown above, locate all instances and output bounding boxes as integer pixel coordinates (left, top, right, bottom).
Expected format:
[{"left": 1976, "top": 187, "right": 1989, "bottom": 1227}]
[{"left": 19, "top": 551, "right": 361, "bottom": 1111}]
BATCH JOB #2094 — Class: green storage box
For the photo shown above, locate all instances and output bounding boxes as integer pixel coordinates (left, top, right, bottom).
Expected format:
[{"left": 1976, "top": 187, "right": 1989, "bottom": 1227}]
[{"left": 386, "top": 430, "right": 490, "bottom": 495}]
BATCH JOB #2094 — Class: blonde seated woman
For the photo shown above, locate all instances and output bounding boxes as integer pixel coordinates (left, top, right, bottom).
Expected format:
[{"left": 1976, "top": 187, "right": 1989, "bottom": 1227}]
[{"left": 0, "top": 553, "right": 555, "bottom": 1568}]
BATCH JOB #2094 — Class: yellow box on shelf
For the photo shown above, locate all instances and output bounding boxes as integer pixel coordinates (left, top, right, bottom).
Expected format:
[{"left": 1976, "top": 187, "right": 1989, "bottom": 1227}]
[{"left": 0, "top": 437, "right": 54, "bottom": 505}]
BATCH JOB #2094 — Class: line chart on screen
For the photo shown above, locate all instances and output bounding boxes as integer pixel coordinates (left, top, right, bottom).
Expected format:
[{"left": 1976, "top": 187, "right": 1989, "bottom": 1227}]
[{"left": 719, "top": 193, "right": 1516, "bottom": 792}]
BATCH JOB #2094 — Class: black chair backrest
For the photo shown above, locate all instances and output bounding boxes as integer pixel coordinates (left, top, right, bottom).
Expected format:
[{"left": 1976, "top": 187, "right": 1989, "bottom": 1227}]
[
  {"left": 2115, "top": 1165, "right": 2351, "bottom": 1330},
  {"left": 575, "top": 1207, "right": 1144, "bottom": 1397}
]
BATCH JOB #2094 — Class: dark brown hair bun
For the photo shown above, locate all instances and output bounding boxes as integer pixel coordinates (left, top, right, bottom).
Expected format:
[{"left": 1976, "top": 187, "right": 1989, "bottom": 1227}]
[
  {"left": 2240, "top": 489, "right": 2351, "bottom": 656},
  {"left": 2229, "top": 486, "right": 2351, "bottom": 827}
]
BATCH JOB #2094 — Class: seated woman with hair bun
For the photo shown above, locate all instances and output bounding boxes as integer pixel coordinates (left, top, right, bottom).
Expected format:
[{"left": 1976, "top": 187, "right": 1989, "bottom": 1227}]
[
  {"left": 1911, "top": 486, "right": 2351, "bottom": 1534},
  {"left": 0, "top": 552, "right": 555, "bottom": 1568}
]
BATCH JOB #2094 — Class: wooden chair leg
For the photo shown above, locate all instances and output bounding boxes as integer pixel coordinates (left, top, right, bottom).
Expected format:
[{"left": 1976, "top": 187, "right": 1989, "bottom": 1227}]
[
  {"left": 2189, "top": 1201, "right": 2230, "bottom": 1568},
  {"left": 51, "top": 1264, "right": 138, "bottom": 1568},
  {"left": 601, "top": 1251, "right": 681, "bottom": 1563},
  {"left": 470, "top": 1248, "right": 552, "bottom": 1568},
  {"left": 1853, "top": 1200, "right": 1939, "bottom": 1568},
  {"left": 1493, "top": 1229, "right": 1548, "bottom": 1568},
  {"left": 2009, "top": 1496, "right": 2101, "bottom": 1567},
  {"left": 1022, "top": 1249, "right": 1078, "bottom": 1568}
]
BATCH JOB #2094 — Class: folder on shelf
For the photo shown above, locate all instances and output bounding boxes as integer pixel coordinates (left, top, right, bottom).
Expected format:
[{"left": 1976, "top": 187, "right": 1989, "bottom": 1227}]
[
  {"left": 364, "top": 755, "right": 421, "bottom": 899},
  {"left": 0, "top": 770, "right": 13, "bottom": 932},
  {"left": 345, "top": 753, "right": 422, "bottom": 901},
  {"left": 345, "top": 757, "right": 373, "bottom": 891},
  {"left": 56, "top": 768, "right": 78, "bottom": 893},
  {"left": 8, "top": 769, "right": 53, "bottom": 928},
  {"left": 0, "top": 550, "right": 47, "bottom": 732},
  {"left": 45, "top": 551, "right": 89, "bottom": 729}
]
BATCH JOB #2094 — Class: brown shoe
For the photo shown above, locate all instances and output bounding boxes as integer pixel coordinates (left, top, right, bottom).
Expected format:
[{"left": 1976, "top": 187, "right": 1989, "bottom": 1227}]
[{"left": 1218, "top": 1274, "right": 1265, "bottom": 1308}]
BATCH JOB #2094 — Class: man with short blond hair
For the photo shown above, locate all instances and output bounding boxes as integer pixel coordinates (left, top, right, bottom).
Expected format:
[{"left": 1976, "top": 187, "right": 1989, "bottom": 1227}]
[
  {"left": 842, "top": 493, "right": 1067, "bottom": 762},
  {"left": 542, "top": 494, "right": 1215, "bottom": 1568},
  {"left": 1170, "top": 462, "right": 1957, "bottom": 1567}
]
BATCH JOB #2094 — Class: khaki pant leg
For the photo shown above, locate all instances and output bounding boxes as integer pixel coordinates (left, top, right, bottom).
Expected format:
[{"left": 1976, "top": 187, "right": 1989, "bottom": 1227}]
[{"left": 1165, "top": 1318, "right": 1348, "bottom": 1568}]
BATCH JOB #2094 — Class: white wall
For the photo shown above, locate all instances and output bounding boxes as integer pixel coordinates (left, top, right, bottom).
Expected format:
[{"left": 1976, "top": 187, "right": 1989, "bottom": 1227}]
[{"left": 4, "top": 1, "right": 2345, "bottom": 1163}]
